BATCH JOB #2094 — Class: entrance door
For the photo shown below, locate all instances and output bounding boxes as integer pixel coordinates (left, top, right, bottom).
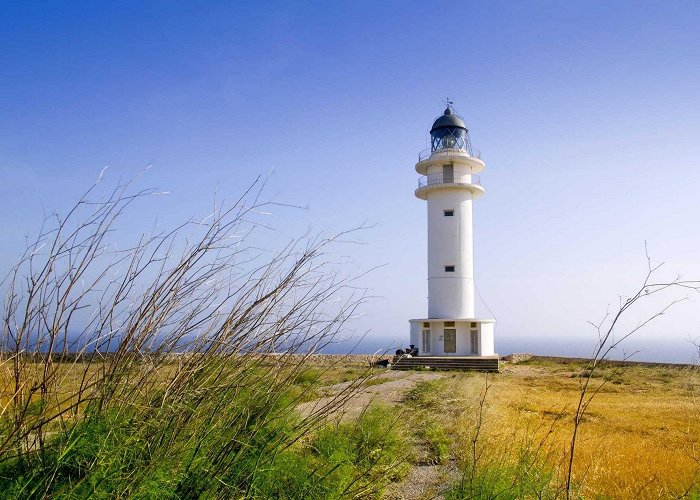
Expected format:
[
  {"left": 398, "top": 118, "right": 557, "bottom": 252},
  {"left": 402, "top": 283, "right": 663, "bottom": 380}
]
[{"left": 443, "top": 329, "right": 456, "bottom": 353}]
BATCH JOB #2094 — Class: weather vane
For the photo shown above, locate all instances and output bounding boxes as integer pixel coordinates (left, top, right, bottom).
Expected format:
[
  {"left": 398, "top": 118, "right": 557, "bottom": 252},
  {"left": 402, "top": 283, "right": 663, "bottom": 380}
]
[{"left": 443, "top": 97, "right": 454, "bottom": 109}]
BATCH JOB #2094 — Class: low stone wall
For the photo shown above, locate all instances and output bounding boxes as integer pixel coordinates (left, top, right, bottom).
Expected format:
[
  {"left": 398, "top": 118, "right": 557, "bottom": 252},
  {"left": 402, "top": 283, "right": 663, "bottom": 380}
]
[
  {"left": 282, "top": 353, "right": 386, "bottom": 367},
  {"left": 500, "top": 353, "right": 533, "bottom": 364}
]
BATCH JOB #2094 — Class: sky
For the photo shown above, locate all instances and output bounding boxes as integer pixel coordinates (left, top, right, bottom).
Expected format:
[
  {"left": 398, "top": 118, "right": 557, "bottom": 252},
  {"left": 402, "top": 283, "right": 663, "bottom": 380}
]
[{"left": 2, "top": 1, "right": 700, "bottom": 362}]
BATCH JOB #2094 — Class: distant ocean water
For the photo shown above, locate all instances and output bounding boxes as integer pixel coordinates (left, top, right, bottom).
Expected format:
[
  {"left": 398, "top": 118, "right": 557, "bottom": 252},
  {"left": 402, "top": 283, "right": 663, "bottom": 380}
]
[
  {"left": 13, "top": 330, "right": 697, "bottom": 365},
  {"left": 322, "top": 335, "right": 699, "bottom": 365}
]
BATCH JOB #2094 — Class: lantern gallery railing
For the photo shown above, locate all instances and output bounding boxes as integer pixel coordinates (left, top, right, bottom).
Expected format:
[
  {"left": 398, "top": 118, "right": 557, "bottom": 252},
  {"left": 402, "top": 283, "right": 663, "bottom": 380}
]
[
  {"left": 417, "top": 173, "right": 481, "bottom": 189},
  {"left": 418, "top": 147, "right": 482, "bottom": 162}
]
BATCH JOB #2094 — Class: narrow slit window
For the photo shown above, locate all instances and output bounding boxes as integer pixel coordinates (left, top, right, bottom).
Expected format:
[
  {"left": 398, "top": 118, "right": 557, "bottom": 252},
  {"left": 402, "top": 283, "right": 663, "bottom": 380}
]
[
  {"left": 445, "top": 265, "right": 455, "bottom": 272},
  {"left": 444, "top": 210, "right": 454, "bottom": 217}
]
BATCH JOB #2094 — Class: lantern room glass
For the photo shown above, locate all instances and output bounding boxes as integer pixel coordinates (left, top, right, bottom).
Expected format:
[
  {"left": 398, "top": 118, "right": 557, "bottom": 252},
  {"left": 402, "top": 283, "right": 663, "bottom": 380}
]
[{"left": 430, "top": 127, "right": 468, "bottom": 152}]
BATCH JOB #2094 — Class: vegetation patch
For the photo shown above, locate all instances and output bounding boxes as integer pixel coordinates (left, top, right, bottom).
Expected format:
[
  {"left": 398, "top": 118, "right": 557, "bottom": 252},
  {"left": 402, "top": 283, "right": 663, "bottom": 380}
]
[{"left": 0, "top": 180, "right": 402, "bottom": 499}]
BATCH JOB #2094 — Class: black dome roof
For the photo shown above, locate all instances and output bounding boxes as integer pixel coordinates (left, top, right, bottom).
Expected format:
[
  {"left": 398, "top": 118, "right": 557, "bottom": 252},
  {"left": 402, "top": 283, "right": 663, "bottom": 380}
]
[{"left": 430, "top": 107, "right": 467, "bottom": 133}]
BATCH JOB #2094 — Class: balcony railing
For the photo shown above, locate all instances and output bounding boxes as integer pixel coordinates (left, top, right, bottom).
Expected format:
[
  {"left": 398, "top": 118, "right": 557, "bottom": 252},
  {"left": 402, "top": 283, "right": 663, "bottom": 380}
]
[
  {"left": 417, "top": 173, "right": 481, "bottom": 189},
  {"left": 418, "top": 147, "right": 482, "bottom": 162}
]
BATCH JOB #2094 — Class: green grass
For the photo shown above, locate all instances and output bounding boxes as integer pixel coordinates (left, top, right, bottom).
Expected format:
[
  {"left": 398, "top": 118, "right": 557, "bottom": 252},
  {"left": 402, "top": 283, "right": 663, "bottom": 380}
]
[
  {"left": 446, "top": 454, "right": 561, "bottom": 500},
  {"left": 401, "top": 375, "right": 565, "bottom": 499},
  {"left": 422, "top": 422, "right": 451, "bottom": 464},
  {"left": 403, "top": 378, "right": 459, "bottom": 465},
  {"left": 0, "top": 363, "right": 408, "bottom": 499}
]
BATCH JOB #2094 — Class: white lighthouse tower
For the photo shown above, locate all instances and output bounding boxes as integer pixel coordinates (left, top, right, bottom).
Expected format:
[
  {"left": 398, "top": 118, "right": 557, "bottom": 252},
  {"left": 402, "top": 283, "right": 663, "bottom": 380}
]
[{"left": 409, "top": 104, "right": 496, "bottom": 359}]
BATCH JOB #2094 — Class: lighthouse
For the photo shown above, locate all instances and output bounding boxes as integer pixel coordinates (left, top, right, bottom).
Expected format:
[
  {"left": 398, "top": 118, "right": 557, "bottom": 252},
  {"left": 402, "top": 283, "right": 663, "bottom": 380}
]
[{"left": 409, "top": 104, "right": 496, "bottom": 358}]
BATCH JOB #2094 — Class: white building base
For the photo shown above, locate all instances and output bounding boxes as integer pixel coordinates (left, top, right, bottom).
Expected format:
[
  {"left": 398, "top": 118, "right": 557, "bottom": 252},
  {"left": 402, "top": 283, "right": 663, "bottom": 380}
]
[{"left": 409, "top": 318, "right": 496, "bottom": 357}]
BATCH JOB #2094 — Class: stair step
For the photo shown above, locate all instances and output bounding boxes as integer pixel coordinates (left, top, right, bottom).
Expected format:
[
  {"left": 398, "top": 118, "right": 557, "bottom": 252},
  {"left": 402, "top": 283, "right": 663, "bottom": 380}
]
[{"left": 391, "top": 357, "right": 500, "bottom": 373}]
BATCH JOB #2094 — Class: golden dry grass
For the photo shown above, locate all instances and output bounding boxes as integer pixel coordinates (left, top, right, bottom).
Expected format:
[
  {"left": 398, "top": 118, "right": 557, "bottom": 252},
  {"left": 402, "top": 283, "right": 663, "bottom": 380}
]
[
  {"left": 0, "top": 358, "right": 101, "bottom": 418},
  {"left": 446, "top": 361, "right": 700, "bottom": 498},
  {"left": 0, "top": 355, "right": 369, "bottom": 425}
]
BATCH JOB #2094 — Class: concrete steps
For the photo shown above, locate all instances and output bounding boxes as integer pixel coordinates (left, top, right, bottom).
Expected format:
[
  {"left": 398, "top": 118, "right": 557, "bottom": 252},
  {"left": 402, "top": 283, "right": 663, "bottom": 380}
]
[{"left": 391, "top": 356, "right": 499, "bottom": 372}]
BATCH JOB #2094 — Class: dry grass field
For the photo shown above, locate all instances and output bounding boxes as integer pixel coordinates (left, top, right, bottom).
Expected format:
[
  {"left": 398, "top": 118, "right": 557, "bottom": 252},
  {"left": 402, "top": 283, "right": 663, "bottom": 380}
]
[
  {"left": 387, "top": 358, "right": 700, "bottom": 499},
  {"left": 488, "top": 360, "right": 700, "bottom": 498}
]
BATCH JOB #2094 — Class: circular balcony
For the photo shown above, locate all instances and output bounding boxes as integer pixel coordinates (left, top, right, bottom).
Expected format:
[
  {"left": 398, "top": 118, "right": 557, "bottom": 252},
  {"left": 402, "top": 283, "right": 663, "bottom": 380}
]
[
  {"left": 415, "top": 149, "right": 485, "bottom": 175},
  {"left": 415, "top": 172, "right": 484, "bottom": 200},
  {"left": 418, "top": 147, "right": 482, "bottom": 162}
]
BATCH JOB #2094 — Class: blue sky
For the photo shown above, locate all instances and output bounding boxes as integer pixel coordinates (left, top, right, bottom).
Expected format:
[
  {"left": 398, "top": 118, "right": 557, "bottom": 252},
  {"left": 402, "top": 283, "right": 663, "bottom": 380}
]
[{"left": 2, "top": 1, "right": 700, "bottom": 362}]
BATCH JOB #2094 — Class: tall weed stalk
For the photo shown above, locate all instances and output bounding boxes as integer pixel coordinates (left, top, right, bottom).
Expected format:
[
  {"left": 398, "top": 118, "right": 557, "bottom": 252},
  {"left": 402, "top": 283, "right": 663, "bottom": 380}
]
[{"left": 0, "top": 175, "right": 386, "bottom": 497}]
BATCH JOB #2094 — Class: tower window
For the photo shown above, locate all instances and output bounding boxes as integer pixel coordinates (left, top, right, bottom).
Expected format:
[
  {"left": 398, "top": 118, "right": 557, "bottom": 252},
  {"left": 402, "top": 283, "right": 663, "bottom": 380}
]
[
  {"left": 444, "top": 210, "right": 454, "bottom": 217},
  {"left": 442, "top": 165, "right": 454, "bottom": 183},
  {"left": 445, "top": 265, "right": 455, "bottom": 272}
]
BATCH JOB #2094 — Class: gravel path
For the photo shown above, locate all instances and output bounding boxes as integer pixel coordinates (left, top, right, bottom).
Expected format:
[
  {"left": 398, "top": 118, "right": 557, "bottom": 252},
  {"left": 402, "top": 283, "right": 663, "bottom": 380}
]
[
  {"left": 385, "top": 462, "right": 460, "bottom": 500},
  {"left": 297, "top": 369, "right": 443, "bottom": 422}
]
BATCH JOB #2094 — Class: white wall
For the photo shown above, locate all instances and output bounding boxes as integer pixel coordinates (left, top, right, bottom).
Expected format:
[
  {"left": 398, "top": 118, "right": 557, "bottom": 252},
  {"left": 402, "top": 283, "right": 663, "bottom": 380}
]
[
  {"left": 426, "top": 186, "right": 475, "bottom": 318},
  {"left": 410, "top": 320, "right": 496, "bottom": 356},
  {"left": 479, "top": 322, "right": 495, "bottom": 356},
  {"left": 409, "top": 321, "right": 420, "bottom": 350}
]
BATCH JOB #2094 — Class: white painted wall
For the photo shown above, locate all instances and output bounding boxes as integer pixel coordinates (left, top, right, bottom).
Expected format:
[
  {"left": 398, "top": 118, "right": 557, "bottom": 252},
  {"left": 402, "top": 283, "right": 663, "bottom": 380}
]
[
  {"left": 426, "top": 189, "right": 474, "bottom": 318},
  {"left": 433, "top": 322, "right": 467, "bottom": 356},
  {"left": 479, "top": 322, "right": 495, "bottom": 356},
  {"left": 409, "top": 319, "right": 495, "bottom": 357},
  {"left": 409, "top": 321, "right": 420, "bottom": 350}
]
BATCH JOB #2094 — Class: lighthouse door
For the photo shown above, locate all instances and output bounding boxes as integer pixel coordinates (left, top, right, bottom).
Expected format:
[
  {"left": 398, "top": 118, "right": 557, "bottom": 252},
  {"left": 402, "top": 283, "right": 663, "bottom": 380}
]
[{"left": 443, "top": 329, "right": 456, "bottom": 353}]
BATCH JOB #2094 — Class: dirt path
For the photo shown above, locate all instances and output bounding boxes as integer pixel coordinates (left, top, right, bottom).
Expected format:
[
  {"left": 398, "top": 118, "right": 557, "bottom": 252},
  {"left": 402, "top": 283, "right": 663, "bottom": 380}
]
[
  {"left": 385, "top": 461, "right": 459, "bottom": 500},
  {"left": 297, "top": 369, "right": 443, "bottom": 422},
  {"left": 298, "top": 369, "right": 456, "bottom": 499}
]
